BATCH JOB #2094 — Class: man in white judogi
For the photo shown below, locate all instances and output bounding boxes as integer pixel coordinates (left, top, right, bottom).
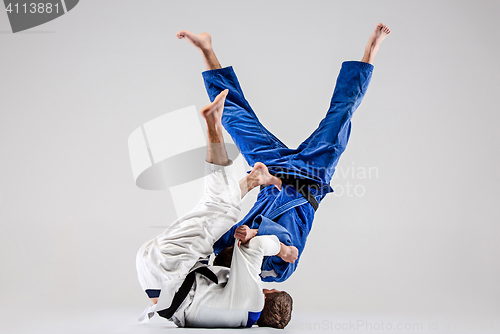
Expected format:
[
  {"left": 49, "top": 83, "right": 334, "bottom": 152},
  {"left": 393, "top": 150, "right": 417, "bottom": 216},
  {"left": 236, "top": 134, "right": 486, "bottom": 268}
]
[{"left": 136, "top": 90, "right": 297, "bottom": 329}]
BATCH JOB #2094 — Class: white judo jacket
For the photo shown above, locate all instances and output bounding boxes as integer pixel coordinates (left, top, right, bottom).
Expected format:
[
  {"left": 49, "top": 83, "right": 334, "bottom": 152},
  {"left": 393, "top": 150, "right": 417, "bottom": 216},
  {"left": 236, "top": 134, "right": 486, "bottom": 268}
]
[{"left": 136, "top": 162, "right": 280, "bottom": 327}]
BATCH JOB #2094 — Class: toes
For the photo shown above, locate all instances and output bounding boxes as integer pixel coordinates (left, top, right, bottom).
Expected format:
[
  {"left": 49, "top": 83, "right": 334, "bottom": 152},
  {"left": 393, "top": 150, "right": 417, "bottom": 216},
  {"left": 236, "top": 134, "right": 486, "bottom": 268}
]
[
  {"left": 211, "top": 90, "right": 228, "bottom": 109},
  {"left": 215, "top": 90, "right": 226, "bottom": 98},
  {"left": 176, "top": 31, "right": 187, "bottom": 39}
]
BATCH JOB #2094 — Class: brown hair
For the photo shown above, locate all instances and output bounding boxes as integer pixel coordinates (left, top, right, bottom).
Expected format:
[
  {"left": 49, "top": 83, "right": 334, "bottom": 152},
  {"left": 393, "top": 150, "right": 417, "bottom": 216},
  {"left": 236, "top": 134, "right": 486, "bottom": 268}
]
[
  {"left": 257, "top": 291, "right": 293, "bottom": 329},
  {"left": 213, "top": 246, "right": 234, "bottom": 268}
]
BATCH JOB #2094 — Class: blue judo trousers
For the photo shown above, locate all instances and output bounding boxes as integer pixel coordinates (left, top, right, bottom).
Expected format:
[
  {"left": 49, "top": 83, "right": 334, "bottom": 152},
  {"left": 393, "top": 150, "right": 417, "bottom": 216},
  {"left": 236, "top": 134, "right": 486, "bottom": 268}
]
[{"left": 203, "top": 61, "right": 374, "bottom": 282}]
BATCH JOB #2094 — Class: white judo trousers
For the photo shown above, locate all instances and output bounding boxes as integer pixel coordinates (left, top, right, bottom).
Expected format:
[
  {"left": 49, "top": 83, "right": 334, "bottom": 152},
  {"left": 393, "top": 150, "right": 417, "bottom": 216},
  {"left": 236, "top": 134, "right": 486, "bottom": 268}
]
[{"left": 136, "top": 162, "right": 241, "bottom": 315}]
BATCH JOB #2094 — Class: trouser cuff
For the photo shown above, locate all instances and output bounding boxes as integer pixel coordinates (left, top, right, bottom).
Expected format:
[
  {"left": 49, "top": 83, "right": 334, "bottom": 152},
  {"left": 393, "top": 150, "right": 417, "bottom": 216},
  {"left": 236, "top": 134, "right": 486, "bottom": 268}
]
[{"left": 202, "top": 66, "right": 235, "bottom": 79}]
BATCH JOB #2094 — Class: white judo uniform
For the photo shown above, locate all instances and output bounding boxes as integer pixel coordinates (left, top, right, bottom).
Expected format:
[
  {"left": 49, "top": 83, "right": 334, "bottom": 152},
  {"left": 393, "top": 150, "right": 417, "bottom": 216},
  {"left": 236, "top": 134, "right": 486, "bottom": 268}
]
[{"left": 136, "top": 161, "right": 281, "bottom": 327}]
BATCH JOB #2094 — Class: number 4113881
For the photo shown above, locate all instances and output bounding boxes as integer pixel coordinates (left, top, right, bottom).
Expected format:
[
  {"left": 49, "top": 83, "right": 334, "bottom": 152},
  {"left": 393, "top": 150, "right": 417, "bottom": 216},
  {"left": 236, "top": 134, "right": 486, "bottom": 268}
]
[{"left": 6, "top": 2, "right": 60, "bottom": 14}]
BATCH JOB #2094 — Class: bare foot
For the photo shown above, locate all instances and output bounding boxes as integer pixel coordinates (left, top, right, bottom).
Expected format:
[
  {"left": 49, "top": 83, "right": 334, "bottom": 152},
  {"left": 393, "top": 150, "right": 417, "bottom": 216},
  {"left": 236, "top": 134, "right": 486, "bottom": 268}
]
[
  {"left": 362, "top": 23, "right": 391, "bottom": 64},
  {"left": 176, "top": 30, "right": 221, "bottom": 70},
  {"left": 176, "top": 30, "right": 212, "bottom": 53},
  {"left": 366, "top": 23, "right": 391, "bottom": 52},
  {"left": 248, "top": 162, "right": 282, "bottom": 190},
  {"left": 200, "top": 89, "right": 228, "bottom": 129}
]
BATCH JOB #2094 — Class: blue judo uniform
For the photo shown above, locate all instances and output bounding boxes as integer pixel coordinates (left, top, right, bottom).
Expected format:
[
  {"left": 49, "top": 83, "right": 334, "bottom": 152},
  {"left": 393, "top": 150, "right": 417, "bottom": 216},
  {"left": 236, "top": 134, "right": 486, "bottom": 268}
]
[{"left": 202, "top": 61, "right": 374, "bottom": 282}]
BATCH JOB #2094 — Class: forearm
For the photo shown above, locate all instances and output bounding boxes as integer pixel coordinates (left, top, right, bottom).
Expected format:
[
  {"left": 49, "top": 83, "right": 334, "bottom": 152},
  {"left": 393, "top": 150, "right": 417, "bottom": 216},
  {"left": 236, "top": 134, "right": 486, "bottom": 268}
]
[{"left": 240, "top": 231, "right": 297, "bottom": 263}]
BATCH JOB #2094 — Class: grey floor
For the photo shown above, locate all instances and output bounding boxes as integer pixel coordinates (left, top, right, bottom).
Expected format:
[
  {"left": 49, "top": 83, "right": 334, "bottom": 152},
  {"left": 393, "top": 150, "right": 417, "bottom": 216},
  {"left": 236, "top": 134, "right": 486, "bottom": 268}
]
[{"left": 3, "top": 307, "right": 499, "bottom": 334}]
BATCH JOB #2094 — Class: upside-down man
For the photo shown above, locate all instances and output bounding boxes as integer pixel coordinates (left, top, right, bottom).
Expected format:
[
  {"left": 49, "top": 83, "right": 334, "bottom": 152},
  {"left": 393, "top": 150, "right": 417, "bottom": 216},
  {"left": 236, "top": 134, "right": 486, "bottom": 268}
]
[
  {"left": 176, "top": 23, "right": 391, "bottom": 282},
  {"left": 136, "top": 90, "right": 297, "bottom": 329}
]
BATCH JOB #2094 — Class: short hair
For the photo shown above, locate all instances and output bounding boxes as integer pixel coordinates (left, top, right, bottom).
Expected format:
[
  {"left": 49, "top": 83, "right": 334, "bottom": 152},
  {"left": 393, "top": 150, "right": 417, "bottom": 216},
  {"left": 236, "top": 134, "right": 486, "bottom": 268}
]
[
  {"left": 257, "top": 291, "right": 293, "bottom": 329},
  {"left": 213, "top": 246, "right": 234, "bottom": 268}
]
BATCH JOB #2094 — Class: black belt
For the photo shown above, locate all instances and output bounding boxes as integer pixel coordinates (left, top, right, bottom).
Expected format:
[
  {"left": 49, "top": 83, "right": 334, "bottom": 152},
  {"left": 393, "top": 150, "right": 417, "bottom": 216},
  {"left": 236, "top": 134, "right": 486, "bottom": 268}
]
[
  {"left": 157, "top": 266, "right": 218, "bottom": 320},
  {"left": 261, "top": 174, "right": 320, "bottom": 211}
]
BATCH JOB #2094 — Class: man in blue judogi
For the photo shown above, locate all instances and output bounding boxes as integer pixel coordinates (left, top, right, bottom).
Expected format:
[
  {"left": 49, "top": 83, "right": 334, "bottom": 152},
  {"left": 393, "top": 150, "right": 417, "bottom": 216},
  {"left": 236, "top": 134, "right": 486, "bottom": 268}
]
[{"left": 176, "top": 23, "right": 391, "bottom": 282}]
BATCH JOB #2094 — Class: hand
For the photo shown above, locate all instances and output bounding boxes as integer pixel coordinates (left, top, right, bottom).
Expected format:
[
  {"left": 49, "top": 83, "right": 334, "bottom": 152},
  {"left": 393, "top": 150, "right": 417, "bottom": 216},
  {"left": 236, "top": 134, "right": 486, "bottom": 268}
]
[
  {"left": 234, "top": 225, "right": 258, "bottom": 246},
  {"left": 277, "top": 243, "right": 298, "bottom": 263}
]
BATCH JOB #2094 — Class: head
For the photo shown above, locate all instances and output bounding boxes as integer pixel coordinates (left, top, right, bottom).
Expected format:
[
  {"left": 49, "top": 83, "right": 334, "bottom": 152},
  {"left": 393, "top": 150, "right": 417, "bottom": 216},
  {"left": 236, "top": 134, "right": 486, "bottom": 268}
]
[
  {"left": 257, "top": 289, "right": 293, "bottom": 329},
  {"left": 213, "top": 246, "right": 234, "bottom": 268}
]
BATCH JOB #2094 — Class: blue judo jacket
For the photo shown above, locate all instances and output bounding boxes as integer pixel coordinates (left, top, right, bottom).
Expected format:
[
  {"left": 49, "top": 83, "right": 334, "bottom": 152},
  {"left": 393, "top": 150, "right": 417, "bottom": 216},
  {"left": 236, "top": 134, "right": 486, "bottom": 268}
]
[{"left": 213, "top": 183, "right": 330, "bottom": 282}]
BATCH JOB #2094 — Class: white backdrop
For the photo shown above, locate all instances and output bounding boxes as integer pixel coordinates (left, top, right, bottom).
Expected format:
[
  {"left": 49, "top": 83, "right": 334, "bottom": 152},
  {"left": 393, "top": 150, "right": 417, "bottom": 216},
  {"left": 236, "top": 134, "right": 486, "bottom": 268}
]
[{"left": 1, "top": 1, "right": 499, "bottom": 333}]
